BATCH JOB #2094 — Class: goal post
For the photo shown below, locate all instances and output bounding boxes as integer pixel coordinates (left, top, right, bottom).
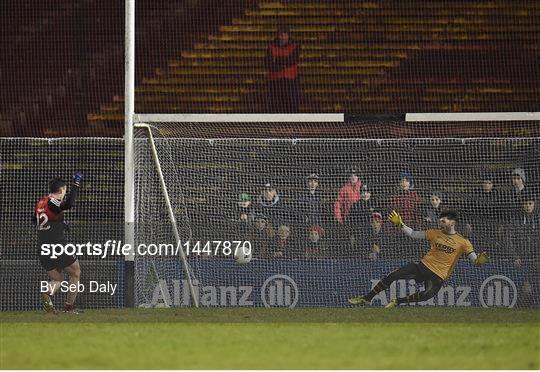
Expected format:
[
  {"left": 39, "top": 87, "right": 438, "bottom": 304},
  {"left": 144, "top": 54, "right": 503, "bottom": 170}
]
[
  {"left": 128, "top": 112, "right": 539, "bottom": 308},
  {"left": 135, "top": 123, "right": 199, "bottom": 307},
  {"left": 124, "top": 0, "right": 136, "bottom": 308}
]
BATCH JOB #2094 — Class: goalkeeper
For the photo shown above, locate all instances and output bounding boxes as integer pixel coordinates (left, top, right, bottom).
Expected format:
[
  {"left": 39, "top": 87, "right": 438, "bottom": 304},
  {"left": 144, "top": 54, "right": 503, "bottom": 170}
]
[{"left": 349, "top": 208, "right": 489, "bottom": 308}]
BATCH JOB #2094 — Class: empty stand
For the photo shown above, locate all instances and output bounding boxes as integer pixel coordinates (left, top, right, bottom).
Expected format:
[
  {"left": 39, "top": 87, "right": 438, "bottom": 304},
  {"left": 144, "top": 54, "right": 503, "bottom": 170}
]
[
  {"left": 2, "top": 1, "right": 538, "bottom": 136},
  {"left": 88, "top": 0, "right": 540, "bottom": 133}
]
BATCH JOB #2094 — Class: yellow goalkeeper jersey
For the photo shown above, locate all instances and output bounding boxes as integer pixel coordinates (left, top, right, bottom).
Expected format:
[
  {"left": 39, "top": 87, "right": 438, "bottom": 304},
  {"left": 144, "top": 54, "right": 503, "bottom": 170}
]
[{"left": 421, "top": 229, "right": 474, "bottom": 280}]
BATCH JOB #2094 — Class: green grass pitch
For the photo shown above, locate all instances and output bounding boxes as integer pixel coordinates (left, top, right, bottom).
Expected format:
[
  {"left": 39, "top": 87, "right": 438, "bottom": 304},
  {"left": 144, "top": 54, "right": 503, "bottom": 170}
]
[{"left": 1, "top": 308, "right": 539, "bottom": 369}]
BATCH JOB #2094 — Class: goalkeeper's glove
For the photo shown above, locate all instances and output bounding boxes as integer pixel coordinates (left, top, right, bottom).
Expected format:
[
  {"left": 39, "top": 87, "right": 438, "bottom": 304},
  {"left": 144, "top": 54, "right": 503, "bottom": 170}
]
[
  {"left": 475, "top": 251, "right": 489, "bottom": 266},
  {"left": 73, "top": 172, "right": 84, "bottom": 187},
  {"left": 388, "top": 210, "right": 404, "bottom": 227}
]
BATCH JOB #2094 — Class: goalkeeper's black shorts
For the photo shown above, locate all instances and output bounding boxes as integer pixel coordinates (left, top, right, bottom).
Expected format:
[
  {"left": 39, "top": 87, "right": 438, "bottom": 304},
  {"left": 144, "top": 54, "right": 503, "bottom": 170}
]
[{"left": 393, "top": 261, "right": 444, "bottom": 286}]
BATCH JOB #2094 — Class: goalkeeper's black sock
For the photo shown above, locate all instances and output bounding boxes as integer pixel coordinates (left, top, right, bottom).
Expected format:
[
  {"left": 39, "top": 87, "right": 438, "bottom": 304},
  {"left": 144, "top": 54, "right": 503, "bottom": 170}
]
[{"left": 364, "top": 281, "right": 388, "bottom": 301}]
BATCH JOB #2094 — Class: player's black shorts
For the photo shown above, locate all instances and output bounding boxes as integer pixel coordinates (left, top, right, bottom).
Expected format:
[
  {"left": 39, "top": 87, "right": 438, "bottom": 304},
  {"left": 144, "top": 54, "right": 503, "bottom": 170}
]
[{"left": 39, "top": 252, "right": 77, "bottom": 271}]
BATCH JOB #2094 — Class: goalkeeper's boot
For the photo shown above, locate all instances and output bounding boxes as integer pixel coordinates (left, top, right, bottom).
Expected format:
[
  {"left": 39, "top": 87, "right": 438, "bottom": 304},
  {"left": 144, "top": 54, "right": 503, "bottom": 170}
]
[
  {"left": 41, "top": 293, "right": 57, "bottom": 314},
  {"left": 348, "top": 296, "right": 369, "bottom": 306},
  {"left": 384, "top": 298, "right": 398, "bottom": 309}
]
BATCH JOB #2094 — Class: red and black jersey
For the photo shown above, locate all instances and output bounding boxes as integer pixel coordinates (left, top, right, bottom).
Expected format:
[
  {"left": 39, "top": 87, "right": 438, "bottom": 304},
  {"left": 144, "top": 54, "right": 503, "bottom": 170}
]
[
  {"left": 266, "top": 39, "right": 300, "bottom": 80},
  {"left": 35, "top": 186, "right": 79, "bottom": 245}
]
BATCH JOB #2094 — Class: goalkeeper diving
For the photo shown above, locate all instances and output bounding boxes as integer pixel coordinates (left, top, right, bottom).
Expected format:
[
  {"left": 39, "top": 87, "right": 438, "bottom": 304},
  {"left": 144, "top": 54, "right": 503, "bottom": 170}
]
[{"left": 349, "top": 208, "right": 489, "bottom": 308}]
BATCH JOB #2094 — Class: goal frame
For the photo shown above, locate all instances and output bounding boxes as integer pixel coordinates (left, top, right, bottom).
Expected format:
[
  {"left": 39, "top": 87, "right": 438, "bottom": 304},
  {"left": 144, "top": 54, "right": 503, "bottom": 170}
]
[
  {"left": 122, "top": 0, "right": 539, "bottom": 310},
  {"left": 124, "top": 111, "right": 539, "bottom": 307}
]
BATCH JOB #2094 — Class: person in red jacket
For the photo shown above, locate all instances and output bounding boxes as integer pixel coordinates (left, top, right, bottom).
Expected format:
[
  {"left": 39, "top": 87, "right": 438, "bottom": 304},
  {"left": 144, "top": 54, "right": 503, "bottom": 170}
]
[
  {"left": 334, "top": 168, "right": 363, "bottom": 254},
  {"left": 334, "top": 168, "right": 362, "bottom": 224},
  {"left": 265, "top": 24, "right": 301, "bottom": 113}
]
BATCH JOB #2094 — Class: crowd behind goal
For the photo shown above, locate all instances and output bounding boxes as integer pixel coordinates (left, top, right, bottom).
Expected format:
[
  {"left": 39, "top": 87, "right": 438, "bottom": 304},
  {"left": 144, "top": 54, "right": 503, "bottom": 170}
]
[{"left": 227, "top": 167, "right": 538, "bottom": 264}]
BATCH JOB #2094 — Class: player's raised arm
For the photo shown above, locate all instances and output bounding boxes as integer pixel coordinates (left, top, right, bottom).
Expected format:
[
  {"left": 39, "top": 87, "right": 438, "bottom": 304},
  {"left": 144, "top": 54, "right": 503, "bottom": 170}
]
[
  {"left": 388, "top": 210, "right": 426, "bottom": 240},
  {"left": 59, "top": 172, "right": 83, "bottom": 211}
]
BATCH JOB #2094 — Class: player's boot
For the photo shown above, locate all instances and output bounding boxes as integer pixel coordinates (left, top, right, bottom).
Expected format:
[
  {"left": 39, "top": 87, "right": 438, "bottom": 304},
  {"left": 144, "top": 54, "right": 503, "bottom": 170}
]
[
  {"left": 63, "top": 303, "right": 84, "bottom": 314},
  {"left": 41, "top": 293, "right": 56, "bottom": 313},
  {"left": 348, "top": 296, "right": 369, "bottom": 306},
  {"left": 384, "top": 298, "right": 398, "bottom": 308},
  {"left": 64, "top": 309, "right": 84, "bottom": 314}
]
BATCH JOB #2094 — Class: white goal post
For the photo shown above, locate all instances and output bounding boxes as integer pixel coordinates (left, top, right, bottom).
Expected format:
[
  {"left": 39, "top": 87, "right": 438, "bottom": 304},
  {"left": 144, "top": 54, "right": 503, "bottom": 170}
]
[{"left": 134, "top": 112, "right": 540, "bottom": 124}]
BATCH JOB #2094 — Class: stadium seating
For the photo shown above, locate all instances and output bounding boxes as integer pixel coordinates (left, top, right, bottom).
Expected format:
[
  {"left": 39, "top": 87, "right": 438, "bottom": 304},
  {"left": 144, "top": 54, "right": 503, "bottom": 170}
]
[
  {"left": 1, "top": 0, "right": 124, "bottom": 136},
  {"left": 2, "top": 1, "right": 538, "bottom": 136},
  {"left": 87, "top": 0, "right": 540, "bottom": 132}
]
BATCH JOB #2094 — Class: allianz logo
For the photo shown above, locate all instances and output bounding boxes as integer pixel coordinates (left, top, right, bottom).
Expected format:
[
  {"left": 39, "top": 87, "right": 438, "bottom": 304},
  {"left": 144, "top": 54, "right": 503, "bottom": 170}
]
[
  {"left": 370, "top": 279, "right": 474, "bottom": 306},
  {"left": 479, "top": 275, "right": 517, "bottom": 308},
  {"left": 142, "top": 274, "right": 516, "bottom": 308},
  {"left": 145, "top": 274, "right": 298, "bottom": 308},
  {"left": 370, "top": 275, "right": 517, "bottom": 308}
]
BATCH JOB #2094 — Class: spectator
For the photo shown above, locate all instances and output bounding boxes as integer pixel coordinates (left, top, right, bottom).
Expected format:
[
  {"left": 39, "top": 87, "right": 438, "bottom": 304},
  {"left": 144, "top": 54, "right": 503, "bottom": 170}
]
[
  {"left": 230, "top": 192, "right": 255, "bottom": 241},
  {"left": 465, "top": 175, "right": 502, "bottom": 253},
  {"left": 368, "top": 212, "right": 392, "bottom": 260},
  {"left": 334, "top": 168, "right": 363, "bottom": 252},
  {"left": 296, "top": 173, "right": 324, "bottom": 227},
  {"left": 304, "top": 224, "right": 326, "bottom": 258},
  {"left": 423, "top": 191, "right": 444, "bottom": 229},
  {"left": 351, "top": 184, "right": 376, "bottom": 221},
  {"left": 510, "top": 193, "right": 540, "bottom": 307},
  {"left": 512, "top": 168, "right": 527, "bottom": 194},
  {"left": 350, "top": 184, "right": 377, "bottom": 249},
  {"left": 476, "top": 175, "right": 499, "bottom": 215},
  {"left": 271, "top": 224, "right": 296, "bottom": 258},
  {"left": 507, "top": 168, "right": 529, "bottom": 218},
  {"left": 265, "top": 24, "right": 301, "bottom": 113},
  {"left": 483, "top": 176, "right": 495, "bottom": 193},
  {"left": 236, "top": 192, "right": 254, "bottom": 223},
  {"left": 511, "top": 194, "right": 540, "bottom": 265},
  {"left": 250, "top": 214, "right": 273, "bottom": 258},
  {"left": 334, "top": 168, "right": 362, "bottom": 224},
  {"left": 390, "top": 171, "right": 422, "bottom": 229},
  {"left": 351, "top": 210, "right": 391, "bottom": 260},
  {"left": 256, "top": 182, "right": 288, "bottom": 227}
]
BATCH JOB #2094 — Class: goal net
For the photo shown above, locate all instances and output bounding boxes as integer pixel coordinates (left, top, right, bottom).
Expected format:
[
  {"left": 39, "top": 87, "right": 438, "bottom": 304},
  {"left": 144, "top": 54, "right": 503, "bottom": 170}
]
[{"left": 133, "top": 114, "right": 539, "bottom": 308}]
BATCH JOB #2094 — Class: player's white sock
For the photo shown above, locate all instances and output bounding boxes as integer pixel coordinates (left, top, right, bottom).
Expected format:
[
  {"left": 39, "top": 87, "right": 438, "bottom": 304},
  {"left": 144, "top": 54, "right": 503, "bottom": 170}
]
[{"left": 47, "top": 281, "right": 61, "bottom": 296}]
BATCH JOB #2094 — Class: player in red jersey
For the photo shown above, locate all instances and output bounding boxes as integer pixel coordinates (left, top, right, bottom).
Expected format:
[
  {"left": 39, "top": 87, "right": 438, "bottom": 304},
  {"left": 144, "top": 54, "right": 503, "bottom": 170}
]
[{"left": 35, "top": 173, "right": 83, "bottom": 313}]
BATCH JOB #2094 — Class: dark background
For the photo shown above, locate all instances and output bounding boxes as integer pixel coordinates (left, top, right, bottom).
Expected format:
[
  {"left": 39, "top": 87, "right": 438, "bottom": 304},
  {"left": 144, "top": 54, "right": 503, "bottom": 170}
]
[{"left": 1, "top": 0, "right": 538, "bottom": 137}]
